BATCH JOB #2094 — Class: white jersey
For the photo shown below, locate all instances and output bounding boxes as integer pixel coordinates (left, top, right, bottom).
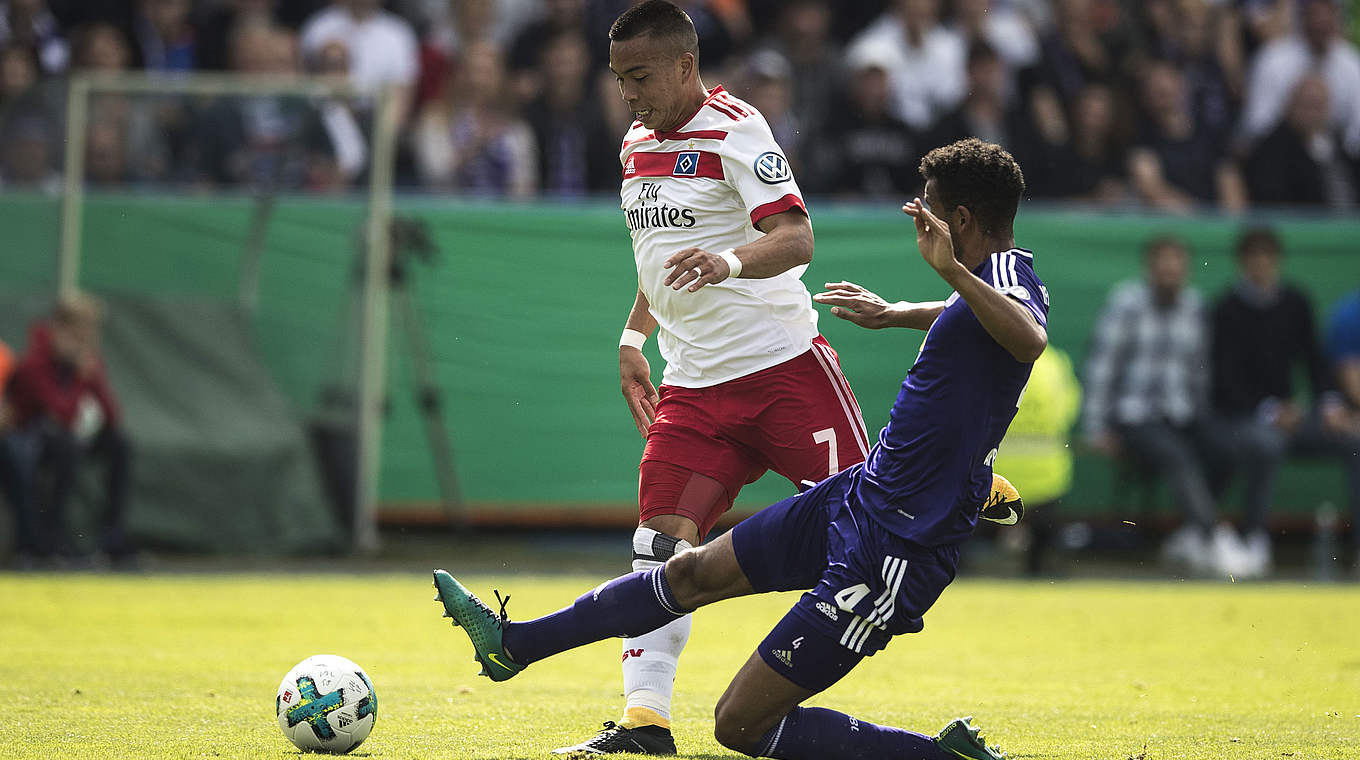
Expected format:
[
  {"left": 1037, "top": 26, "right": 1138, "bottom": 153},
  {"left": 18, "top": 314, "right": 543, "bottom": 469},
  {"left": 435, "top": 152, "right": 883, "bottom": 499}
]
[{"left": 620, "top": 86, "right": 818, "bottom": 388}]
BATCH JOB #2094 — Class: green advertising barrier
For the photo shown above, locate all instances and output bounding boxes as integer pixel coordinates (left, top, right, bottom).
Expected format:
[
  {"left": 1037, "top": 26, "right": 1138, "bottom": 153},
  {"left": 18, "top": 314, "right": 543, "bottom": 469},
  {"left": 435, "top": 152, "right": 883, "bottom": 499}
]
[
  {"left": 2, "top": 194, "right": 1356, "bottom": 545},
  {"left": 376, "top": 200, "right": 1360, "bottom": 521}
]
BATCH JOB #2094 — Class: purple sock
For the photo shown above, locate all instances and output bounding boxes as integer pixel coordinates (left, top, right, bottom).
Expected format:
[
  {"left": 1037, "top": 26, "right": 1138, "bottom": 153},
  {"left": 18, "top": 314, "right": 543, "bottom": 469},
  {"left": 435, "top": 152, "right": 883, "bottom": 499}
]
[
  {"left": 754, "top": 706, "right": 947, "bottom": 760},
  {"left": 501, "top": 567, "right": 688, "bottom": 666}
]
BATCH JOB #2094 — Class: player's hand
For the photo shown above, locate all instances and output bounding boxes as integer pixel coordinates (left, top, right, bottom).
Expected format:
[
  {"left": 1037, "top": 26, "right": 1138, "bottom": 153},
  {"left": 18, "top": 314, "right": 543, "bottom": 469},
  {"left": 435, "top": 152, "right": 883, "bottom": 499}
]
[
  {"left": 663, "top": 248, "right": 730, "bottom": 292},
  {"left": 620, "top": 347, "right": 658, "bottom": 437},
  {"left": 813, "top": 281, "right": 901, "bottom": 329},
  {"left": 902, "top": 198, "right": 957, "bottom": 274}
]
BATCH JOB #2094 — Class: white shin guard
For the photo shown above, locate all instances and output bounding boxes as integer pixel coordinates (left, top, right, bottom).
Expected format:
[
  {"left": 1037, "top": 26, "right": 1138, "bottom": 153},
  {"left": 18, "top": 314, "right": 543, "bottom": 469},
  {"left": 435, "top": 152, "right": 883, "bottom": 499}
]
[{"left": 622, "top": 527, "right": 694, "bottom": 721}]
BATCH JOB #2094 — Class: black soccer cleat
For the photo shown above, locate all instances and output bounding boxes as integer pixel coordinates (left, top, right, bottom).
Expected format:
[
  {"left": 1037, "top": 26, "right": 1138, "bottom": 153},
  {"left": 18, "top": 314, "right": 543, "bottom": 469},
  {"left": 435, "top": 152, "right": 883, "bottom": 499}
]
[
  {"left": 551, "top": 721, "right": 677, "bottom": 756},
  {"left": 979, "top": 473, "right": 1024, "bottom": 526}
]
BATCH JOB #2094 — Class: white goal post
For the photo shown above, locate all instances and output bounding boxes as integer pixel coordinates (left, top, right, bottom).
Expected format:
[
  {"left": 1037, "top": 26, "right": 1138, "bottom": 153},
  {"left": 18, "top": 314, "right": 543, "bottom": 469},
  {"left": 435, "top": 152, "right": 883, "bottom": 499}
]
[{"left": 58, "top": 72, "right": 402, "bottom": 553}]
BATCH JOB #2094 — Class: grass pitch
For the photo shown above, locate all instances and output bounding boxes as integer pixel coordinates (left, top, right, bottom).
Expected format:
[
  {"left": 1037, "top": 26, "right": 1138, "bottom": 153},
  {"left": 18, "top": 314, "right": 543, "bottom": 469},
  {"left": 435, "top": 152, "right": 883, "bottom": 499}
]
[{"left": 2, "top": 572, "right": 1357, "bottom": 759}]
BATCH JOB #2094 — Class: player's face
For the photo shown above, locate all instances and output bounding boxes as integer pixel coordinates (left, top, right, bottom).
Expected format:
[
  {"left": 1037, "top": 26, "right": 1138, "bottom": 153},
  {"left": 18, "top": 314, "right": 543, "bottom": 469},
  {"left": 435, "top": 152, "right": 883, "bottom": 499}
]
[{"left": 610, "top": 36, "right": 693, "bottom": 131}]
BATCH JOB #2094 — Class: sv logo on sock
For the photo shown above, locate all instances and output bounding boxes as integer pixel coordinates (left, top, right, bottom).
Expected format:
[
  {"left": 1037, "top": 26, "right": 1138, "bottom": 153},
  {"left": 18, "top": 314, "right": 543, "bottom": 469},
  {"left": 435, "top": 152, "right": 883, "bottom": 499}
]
[{"left": 622, "top": 648, "right": 645, "bottom": 662}]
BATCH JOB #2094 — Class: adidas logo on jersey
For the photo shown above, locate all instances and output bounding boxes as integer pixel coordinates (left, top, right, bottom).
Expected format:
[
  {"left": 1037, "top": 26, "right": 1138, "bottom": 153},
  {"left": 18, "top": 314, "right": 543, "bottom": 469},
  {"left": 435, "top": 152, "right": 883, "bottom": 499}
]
[
  {"left": 816, "top": 601, "right": 839, "bottom": 621},
  {"left": 771, "top": 648, "right": 794, "bottom": 668},
  {"left": 624, "top": 155, "right": 636, "bottom": 177}
]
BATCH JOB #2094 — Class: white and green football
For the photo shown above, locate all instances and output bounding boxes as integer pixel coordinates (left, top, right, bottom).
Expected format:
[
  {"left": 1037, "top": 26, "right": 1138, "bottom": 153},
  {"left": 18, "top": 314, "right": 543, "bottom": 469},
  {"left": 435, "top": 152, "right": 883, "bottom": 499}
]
[{"left": 275, "top": 654, "right": 377, "bottom": 754}]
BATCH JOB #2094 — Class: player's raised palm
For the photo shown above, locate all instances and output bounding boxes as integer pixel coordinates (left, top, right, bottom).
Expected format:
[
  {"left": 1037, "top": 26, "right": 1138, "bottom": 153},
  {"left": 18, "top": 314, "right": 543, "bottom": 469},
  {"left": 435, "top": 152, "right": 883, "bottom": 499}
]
[{"left": 902, "top": 198, "right": 956, "bottom": 273}]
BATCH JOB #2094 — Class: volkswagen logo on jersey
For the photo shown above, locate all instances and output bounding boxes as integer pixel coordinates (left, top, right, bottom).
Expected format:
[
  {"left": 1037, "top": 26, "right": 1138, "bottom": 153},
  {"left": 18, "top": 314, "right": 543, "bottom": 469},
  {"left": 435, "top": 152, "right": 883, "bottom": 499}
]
[
  {"left": 754, "top": 151, "right": 791, "bottom": 184},
  {"left": 673, "top": 151, "right": 700, "bottom": 177}
]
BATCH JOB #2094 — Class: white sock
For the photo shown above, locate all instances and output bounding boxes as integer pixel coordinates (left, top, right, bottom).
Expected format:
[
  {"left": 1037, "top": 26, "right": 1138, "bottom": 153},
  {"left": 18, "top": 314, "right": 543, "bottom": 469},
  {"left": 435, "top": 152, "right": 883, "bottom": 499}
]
[
  {"left": 621, "top": 613, "right": 691, "bottom": 725},
  {"left": 621, "top": 529, "right": 693, "bottom": 727}
]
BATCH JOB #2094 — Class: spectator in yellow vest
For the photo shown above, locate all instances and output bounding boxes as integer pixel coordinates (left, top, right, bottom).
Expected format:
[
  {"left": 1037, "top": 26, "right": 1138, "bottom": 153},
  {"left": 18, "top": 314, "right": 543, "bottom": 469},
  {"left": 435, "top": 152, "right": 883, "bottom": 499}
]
[{"left": 992, "top": 343, "right": 1080, "bottom": 576}]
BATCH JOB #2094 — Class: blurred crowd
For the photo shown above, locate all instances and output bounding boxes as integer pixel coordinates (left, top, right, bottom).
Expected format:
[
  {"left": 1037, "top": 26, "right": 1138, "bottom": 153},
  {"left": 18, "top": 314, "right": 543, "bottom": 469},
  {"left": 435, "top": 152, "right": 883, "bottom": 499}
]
[
  {"left": 1081, "top": 227, "right": 1360, "bottom": 579},
  {"left": 0, "top": 0, "right": 1358, "bottom": 207},
  {"left": 992, "top": 224, "right": 1360, "bottom": 581}
]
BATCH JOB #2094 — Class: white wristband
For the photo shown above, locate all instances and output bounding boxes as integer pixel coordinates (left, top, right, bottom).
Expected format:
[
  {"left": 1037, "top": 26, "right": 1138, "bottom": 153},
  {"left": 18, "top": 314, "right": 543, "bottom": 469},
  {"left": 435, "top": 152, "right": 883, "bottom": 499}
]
[
  {"left": 717, "top": 248, "right": 742, "bottom": 278},
  {"left": 619, "top": 328, "right": 647, "bottom": 350}
]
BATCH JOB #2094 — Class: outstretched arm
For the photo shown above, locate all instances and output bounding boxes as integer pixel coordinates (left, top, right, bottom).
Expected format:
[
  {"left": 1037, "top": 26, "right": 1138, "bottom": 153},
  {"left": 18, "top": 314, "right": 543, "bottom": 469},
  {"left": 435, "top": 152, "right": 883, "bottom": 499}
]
[
  {"left": 902, "top": 199, "right": 1047, "bottom": 362},
  {"left": 813, "top": 281, "right": 946, "bottom": 330}
]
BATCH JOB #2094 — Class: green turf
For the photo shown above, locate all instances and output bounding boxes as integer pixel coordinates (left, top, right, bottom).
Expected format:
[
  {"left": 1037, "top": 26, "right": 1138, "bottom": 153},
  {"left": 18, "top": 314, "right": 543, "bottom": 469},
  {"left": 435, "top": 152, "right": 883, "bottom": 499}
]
[{"left": 1, "top": 573, "right": 1357, "bottom": 759}]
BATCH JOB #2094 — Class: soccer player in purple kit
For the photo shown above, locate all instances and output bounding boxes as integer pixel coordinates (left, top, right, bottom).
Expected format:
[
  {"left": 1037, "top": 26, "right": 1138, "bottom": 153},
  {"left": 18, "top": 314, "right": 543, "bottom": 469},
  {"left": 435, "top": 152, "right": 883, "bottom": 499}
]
[{"left": 434, "top": 138, "right": 1045, "bottom": 760}]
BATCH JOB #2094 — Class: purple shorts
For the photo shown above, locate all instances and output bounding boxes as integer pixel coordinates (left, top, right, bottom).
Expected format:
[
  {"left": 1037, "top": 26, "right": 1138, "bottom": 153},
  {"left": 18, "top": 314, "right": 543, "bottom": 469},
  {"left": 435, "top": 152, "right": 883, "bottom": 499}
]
[{"left": 731, "top": 466, "right": 959, "bottom": 691}]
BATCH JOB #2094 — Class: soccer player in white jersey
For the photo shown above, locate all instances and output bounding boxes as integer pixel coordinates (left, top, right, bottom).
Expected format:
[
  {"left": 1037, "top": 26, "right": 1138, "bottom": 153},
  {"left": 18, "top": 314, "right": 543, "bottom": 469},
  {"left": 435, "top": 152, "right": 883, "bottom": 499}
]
[{"left": 553, "top": 1, "right": 872, "bottom": 755}]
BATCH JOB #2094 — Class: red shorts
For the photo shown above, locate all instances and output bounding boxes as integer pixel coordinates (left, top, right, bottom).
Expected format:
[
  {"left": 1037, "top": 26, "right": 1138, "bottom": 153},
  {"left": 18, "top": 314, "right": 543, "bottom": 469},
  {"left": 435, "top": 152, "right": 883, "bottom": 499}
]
[{"left": 639, "top": 336, "right": 870, "bottom": 537}]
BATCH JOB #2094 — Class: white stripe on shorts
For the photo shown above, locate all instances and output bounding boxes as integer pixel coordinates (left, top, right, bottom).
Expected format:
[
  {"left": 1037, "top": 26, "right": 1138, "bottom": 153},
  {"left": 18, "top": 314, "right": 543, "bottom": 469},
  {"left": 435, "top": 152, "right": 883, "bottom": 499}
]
[
  {"left": 848, "top": 612, "right": 876, "bottom": 653},
  {"left": 839, "top": 615, "right": 868, "bottom": 651},
  {"left": 870, "top": 556, "right": 897, "bottom": 610},
  {"left": 813, "top": 342, "right": 871, "bottom": 452},
  {"left": 809, "top": 343, "right": 870, "bottom": 462},
  {"left": 870, "top": 557, "right": 908, "bottom": 626}
]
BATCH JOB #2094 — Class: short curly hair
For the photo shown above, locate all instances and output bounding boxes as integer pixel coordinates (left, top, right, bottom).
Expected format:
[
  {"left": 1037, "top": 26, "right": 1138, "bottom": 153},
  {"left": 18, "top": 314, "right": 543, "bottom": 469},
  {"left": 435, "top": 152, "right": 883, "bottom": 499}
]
[{"left": 919, "top": 138, "right": 1025, "bottom": 235}]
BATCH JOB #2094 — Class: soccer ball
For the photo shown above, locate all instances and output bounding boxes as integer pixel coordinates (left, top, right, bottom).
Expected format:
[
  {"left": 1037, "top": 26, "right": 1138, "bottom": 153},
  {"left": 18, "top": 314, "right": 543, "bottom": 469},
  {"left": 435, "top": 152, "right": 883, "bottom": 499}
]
[{"left": 275, "top": 654, "right": 377, "bottom": 753}]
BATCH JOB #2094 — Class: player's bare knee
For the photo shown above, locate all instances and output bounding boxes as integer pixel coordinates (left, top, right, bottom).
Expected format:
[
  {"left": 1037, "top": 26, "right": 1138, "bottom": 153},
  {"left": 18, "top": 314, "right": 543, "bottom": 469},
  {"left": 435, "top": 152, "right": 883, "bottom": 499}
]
[
  {"left": 712, "top": 716, "right": 752, "bottom": 754},
  {"left": 712, "top": 702, "right": 757, "bottom": 754},
  {"left": 662, "top": 547, "right": 703, "bottom": 608},
  {"left": 712, "top": 698, "right": 776, "bottom": 756},
  {"left": 667, "top": 542, "right": 742, "bottom": 609}
]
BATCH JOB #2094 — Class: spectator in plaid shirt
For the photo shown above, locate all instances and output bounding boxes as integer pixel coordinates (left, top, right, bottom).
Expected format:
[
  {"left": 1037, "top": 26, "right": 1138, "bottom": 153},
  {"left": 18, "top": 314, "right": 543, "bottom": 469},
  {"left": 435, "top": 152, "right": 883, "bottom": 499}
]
[{"left": 1083, "top": 235, "right": 1249, "bottom": 577}]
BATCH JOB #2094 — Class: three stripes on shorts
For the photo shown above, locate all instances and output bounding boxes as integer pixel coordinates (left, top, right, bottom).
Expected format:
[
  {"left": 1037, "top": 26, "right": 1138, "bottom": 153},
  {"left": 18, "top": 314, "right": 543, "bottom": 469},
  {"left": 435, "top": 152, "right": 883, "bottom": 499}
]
[{"left": 838, "top": 555, "right": 907, "bottom": 654}]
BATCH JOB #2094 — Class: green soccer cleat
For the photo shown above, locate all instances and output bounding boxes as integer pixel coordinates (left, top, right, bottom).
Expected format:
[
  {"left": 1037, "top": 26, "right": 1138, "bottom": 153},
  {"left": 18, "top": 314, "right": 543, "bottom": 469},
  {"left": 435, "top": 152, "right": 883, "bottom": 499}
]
[
  {"left": 935, "top": 716, "right": 1006, "bottom": 760},
  {"left": 432, "top": 569, "right": 525, "bottom": 682}
]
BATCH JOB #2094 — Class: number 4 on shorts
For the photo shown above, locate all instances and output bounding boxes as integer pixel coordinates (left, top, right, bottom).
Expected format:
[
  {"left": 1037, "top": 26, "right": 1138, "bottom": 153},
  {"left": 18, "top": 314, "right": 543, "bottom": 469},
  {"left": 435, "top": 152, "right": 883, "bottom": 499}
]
[{"left": 833, "top": 583, "right": 870, "bottom": 612}]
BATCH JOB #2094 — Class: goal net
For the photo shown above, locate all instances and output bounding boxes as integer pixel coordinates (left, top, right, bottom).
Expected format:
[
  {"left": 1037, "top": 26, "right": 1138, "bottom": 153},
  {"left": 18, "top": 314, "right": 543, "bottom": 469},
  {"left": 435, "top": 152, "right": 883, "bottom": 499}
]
[{"left": 0, "top": 72, "right": 401, "bottom": 553}]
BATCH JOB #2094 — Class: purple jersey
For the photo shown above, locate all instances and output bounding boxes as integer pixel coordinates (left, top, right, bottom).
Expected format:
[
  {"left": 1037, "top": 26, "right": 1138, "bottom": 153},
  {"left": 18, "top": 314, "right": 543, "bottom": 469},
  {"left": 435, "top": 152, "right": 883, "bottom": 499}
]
[{"left": 855, "top": 248, "right": 1049, "bottom": 545}]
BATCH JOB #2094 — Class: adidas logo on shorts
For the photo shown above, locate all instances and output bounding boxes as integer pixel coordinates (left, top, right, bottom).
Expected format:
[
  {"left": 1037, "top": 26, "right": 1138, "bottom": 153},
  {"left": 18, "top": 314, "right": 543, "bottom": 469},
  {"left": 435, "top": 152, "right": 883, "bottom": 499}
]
[
  {"left": 816, "top": 601, "right": 839, "bottom": 621},
  {"left": 772, "top": 648, "right": 794, "bottom": 668}
]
